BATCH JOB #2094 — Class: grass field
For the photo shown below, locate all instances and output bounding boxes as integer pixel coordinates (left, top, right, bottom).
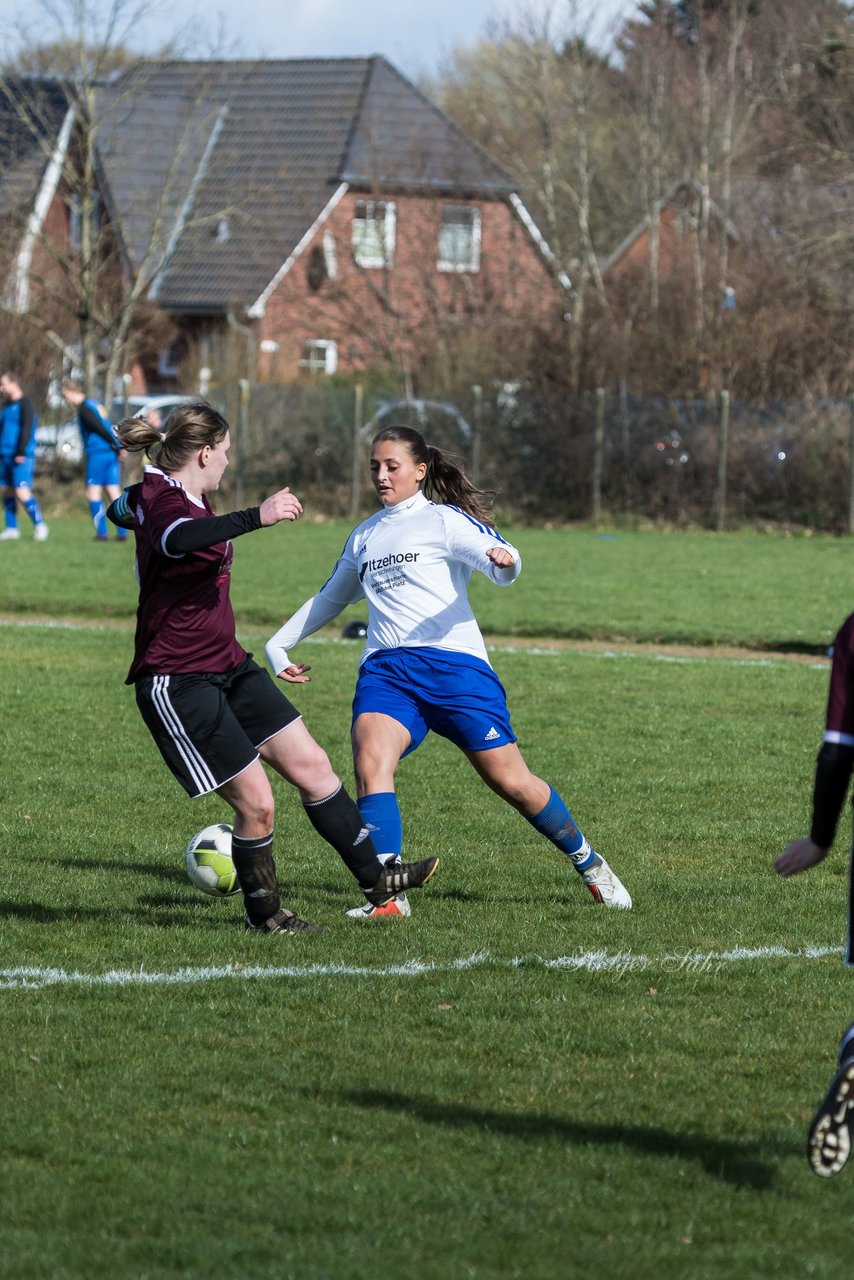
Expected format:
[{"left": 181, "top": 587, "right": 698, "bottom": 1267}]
[{"left": 2, "top": 517, "right": 853, "bottom": 1279}]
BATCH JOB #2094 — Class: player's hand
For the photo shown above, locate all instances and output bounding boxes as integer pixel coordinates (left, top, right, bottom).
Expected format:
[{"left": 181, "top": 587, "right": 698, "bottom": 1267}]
[
  {"left": 774, "top": 836, "right": 829, "bottom": 877},
  {"left": 259, "top": 487, "right": 303, "bottom": 526},
  {"left": 277, "top": 663, "right": 312, "bottom": 683},
  {"left": 486, "top": 546, "right": 516, "bottom": 568}
]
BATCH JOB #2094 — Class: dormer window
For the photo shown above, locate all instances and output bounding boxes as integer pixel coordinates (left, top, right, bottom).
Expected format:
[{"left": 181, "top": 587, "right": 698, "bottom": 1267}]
[{"left": 214, "top": 217, "right": 230, "bottom": 244}]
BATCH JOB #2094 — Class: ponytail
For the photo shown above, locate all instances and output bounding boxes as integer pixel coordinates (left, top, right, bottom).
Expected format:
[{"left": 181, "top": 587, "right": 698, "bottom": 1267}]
[
  {"left": 116, "top": 400, "right": 229, "bottom": 473},
  {"left": 372, "top": 425, "right": 496, "bottom": 526}
]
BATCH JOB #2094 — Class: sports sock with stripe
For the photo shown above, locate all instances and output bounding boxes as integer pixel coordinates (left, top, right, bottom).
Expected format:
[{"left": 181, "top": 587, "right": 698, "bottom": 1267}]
[
  {"left": 230, "top": 831, "right": 280, "bottom": 924},
  {"left": 526, "top": 786, "right": 600, "bottom": 873},
  {"left": 357, "top": 792, "right": 403, "bottom": 865},
  {"left": 303, "top": 783, "right": 385, "bottom": 889},
  {"left": 89, "top": 500, "right": 107, "bottom": 536},
  {"left": 23, "top": 496, "right": 43, "bottom": 526}
]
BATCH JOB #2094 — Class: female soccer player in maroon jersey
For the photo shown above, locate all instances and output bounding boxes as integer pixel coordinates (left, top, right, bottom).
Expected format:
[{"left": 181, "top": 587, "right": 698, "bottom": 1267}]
[
  {"left": 776, "top": 611, "right": 854, "bottom": 1176},
  {"left": 108, "top": 402, "right": 438, "bottom": 934}
]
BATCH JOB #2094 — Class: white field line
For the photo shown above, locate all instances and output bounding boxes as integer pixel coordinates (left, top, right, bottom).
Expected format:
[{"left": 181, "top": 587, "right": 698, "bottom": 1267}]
[
  {"left": 0, "top": 617, "right": 829, "bottom": 669},
  {"left": 0, "top": 945, "right": 841, "bottom": 991}
]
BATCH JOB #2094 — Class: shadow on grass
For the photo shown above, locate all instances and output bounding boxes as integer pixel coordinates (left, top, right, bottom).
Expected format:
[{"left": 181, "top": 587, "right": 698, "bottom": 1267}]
[
  {"left": 20, "top": 854, "right": 185, "bottom": 882},
  {"left": 0, "top": 897, "right": 230, "bottom": 926},
  {"left": 341, "top": 1089, "right": 786, "bottom": 1190}
]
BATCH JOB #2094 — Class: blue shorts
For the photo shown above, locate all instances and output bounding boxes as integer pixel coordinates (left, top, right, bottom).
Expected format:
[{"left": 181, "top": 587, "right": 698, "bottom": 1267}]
[
  {"left": 86, "top": 453, "right": 121, "bottom": 487},
  {"left": 1, "top": 456, "right": 35, "bottom": 488},
  {"left": 352, "top": 647, "right": 517, "bottom": 756}
]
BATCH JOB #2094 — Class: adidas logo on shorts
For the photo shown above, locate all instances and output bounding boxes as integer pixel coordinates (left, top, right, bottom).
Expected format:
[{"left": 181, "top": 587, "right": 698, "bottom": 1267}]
[{"left": 484, "top": 727, "right": 500, "bottom": 741}]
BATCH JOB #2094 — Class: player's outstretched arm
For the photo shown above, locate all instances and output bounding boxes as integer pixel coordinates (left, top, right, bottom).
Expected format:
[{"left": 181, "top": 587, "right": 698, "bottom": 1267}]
[
  {"left": 486, "top": 546, "right": 517, "bottom": 570},
  {"left": 259, "top": 487, "right": 303, "bottom": 526},
  {"left": 774, "top": 837, "right": 829, "bottom": 877}
]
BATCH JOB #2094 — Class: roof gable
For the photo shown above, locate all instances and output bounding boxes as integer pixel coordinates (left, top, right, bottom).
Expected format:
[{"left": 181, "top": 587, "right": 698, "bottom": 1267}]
[{"left": 341, "top": 57, "right": 515, "bottom": 197}]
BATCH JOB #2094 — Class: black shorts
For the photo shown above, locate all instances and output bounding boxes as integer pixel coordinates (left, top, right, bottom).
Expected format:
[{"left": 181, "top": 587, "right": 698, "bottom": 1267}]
[{"left": 135, "top": 655, "right": 301, "bottom": 798}]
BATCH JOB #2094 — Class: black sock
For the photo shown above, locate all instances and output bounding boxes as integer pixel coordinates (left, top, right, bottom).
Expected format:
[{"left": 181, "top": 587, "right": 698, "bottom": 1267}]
[
  {"left": 231, "top": 831, "right": 280, "bottom": 924},
  {"left": 303, "top": 783, "right": 383, "bottom": 889}
]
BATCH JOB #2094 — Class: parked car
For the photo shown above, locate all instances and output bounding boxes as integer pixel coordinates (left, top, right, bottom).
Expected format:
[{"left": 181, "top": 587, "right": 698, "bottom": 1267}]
[
  {"left": 34, "top": 420, "right": 84, "bottom": 467},
  {"left": 108, "top": 394, "right": 196, "bottom": 427}
]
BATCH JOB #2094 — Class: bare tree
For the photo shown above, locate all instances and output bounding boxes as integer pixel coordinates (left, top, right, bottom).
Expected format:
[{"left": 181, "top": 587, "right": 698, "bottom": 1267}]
[{"left": 0, "top": 0, "right": 239, "bottom": 397}]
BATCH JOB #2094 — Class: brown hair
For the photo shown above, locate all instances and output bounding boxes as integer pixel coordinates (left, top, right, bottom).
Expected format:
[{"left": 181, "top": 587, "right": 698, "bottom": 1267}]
[
  {"left": 372, "top": 425, "right": 495, "bottom": 525},
  {"left": 116, "top": 400, "right": 229, "bottom": 473}
]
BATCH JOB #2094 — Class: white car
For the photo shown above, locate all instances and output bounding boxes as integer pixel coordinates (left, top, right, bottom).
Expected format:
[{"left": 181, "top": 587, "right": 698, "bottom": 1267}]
[{"left": 109, "top": 394, "right": 197, "bottom": 428}]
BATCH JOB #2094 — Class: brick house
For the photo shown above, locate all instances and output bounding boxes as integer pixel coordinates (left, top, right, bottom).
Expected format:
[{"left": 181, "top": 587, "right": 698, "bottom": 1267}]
[
  {"left": 601, "top": 177, "right": 740, "bottom": 300},
  {"left": 95, "top": 57, "right": 566, "bottom": 388},
  {"left": 0, "top": 76, "right": 75, "bottom": 327}
]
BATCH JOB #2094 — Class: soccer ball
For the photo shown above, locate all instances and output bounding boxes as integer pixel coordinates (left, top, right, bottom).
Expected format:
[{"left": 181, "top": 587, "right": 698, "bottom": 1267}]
[{"left": 186, "top": 823, "right": 240, "bottom": 897}]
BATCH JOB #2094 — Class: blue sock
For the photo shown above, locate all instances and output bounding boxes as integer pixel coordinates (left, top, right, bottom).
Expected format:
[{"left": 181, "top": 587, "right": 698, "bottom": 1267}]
[
  {"left": 23, "top": 496, "right": 43, "bottom": 526},
  {"left": 357, "top": 792, "right": 403, "bottom": 862},
  {"left": 526, "top": 786, "right": 599, "bottom": 872},
  {"left": 89, "top": 500, "right": 107, "bottom": 537},
  {"left": 4, "top": 495, "right": 18, "bottom": 529}
]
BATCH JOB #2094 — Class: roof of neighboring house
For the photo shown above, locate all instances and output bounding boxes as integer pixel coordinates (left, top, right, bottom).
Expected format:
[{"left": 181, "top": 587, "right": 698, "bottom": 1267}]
[
  {"left": 97, "top": 56, "right": 517, "bottom": 313},
  {"left": 601, "top": 177, "right": 740, "bottom": 278},
  {"left": 0, "top": 76, "right": 71, "bottom": 220}
]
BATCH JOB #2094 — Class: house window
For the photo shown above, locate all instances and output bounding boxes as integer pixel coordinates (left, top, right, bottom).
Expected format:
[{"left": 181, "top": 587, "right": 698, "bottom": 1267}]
[
  {"left": 438, "top": 204, "right": 481, "bottom": 272},
  {"left": 214, "top": 217, "right": 230, "bottom": 243},
  {"left": 323, "top": 229, "right": 338, "bottom": 279},
  {"left": 157, "top": 341, "right": 183, "bottom": 377},
  {"left": 352, "top": 200, "right": 395, "bottom": 268},
  {"left": 299, "top": 339, "right": 338, "bottom": 376},
  {"left": 68, "top": 191, "right": 100, "bottom": 251}
]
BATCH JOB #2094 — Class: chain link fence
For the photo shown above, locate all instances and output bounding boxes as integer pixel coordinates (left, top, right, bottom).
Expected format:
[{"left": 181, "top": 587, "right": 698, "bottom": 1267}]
[{"left": 37, "top": 381, "right": 854, "bottom": 532}]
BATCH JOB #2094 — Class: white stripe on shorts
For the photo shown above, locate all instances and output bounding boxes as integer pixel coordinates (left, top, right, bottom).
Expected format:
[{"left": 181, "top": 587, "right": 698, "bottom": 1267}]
[{"left": 151, "top": 675, "right": 218, "bottom": 794}]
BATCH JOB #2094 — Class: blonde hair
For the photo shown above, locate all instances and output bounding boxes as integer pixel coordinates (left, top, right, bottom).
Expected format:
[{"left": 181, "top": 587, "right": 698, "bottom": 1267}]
[{"left": 117, "top": 401, "right": 228, "bottom": 472}]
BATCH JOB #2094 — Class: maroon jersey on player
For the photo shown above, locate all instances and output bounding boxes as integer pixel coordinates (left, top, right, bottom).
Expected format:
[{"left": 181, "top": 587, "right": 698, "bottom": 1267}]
[
  {"left": 825, "top": 613, "right": 854, "bottom": 746},
  {"left": 125, "top": 466, "right": 246, "bottom": 681}
]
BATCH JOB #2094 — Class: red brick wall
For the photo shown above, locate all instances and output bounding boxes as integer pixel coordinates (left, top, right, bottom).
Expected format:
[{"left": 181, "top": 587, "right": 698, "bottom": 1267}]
[{"left": 256, "top": 191, "right": 560, "bottom": 381}]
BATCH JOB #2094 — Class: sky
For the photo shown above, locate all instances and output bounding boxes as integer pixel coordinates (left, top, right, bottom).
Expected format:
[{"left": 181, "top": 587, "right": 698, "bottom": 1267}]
[{"left": 2, "top": 0, "right": 642, "bottom": 79}]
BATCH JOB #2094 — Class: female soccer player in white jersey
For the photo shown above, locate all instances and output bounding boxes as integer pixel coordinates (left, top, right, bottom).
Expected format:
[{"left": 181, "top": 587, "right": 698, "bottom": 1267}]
[
  {"left": 266, "top": 424, "right": 631, "bottom": 920},
  {"left": 107, "top": 404, "right": 438, "bottom": 934}
]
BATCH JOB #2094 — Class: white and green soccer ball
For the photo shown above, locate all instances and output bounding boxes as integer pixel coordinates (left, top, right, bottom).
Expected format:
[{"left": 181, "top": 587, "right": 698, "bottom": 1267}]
[{"left": 186, "top": 823, "right": 240, "bottom": 897}]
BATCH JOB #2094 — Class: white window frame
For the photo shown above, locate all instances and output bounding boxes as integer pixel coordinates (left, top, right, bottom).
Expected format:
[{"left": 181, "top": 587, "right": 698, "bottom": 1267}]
[
  {"left": 437, "top": 204, "right": 481, "bottom": 273},
  {"left": 352, "top": 200, "right": 396, "bottom": 269},
  {"left": 298, "top": 339, "right": 338, "bottom": 376}
]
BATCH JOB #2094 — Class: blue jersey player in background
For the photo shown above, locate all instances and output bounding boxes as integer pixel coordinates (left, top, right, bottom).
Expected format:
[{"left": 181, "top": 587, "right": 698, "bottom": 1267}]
[
  {"left": 61, "top": 378, "right": 127, "bottom": 542},
  {"left": 0, "top": 372, "right": 48, "bottom": 542}
]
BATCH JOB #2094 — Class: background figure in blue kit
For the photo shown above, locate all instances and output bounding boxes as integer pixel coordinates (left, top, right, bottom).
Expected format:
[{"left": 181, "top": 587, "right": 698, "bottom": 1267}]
[
  {"left": 0, "top": 372, "right": 48, "bottom": 542},
  {"left": 60, "top": 379, "right": 127, "bottom": 541}
]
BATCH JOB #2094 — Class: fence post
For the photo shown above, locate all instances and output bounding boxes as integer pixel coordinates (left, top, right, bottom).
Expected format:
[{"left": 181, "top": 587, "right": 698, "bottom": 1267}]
[
  {"left": 235, "top": 378, "right": 249, "bottom": 507},
  {"left": 591, "top": 386, "right": 605, "bottom": 524},
  {"left": 350, "top": 383, "right": 363, "bottom": 522},
  {"left": 715, "top": 389, "right": 730, "bottom": 532},
  {"left": 121, "top": 372, "right": 131, "bottom": 419},
  {"left": 471, "top": 384, "right": 482, "bottom": 487},
  {"left": 848, "top": 395, "right": 854, "bottom": 536}
]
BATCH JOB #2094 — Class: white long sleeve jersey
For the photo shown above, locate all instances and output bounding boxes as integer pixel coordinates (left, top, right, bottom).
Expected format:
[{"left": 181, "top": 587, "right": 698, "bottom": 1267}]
[{"left": 266, "top": 491, "right": 521, "bottom": 673}]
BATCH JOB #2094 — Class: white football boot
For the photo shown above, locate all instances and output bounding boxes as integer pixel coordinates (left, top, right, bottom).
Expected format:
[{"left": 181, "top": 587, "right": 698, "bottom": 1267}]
[{"left": 581, "top": 856, "right": 632, "bottom": 909}]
